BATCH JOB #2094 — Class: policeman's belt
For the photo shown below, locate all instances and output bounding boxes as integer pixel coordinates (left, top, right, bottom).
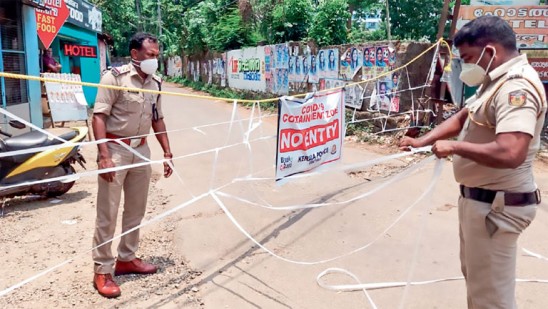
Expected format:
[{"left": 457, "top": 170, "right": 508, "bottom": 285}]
[
  {"left": 460, "top": 185, "right": 541, "bottom": 207},
  {"left": 106, "top": 133, "right": 146, "bottom": 148}
]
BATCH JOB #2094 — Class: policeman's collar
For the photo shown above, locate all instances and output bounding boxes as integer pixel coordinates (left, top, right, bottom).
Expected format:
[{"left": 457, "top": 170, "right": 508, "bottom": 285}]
[{"left": 487, "top": 54, "right": 527, "bottom": 82}]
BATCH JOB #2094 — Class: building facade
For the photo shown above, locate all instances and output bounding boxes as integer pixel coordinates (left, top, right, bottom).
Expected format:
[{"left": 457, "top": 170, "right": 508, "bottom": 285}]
[{"left": 0, "top": 0, "right": 102, "bottom": 132}]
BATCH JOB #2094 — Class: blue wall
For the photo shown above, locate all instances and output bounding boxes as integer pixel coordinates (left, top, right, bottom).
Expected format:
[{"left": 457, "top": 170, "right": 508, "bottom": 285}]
[
  {"left": 53, "top": 24, "right": 100, "bottom": 107},
  {"left": 22, "top": 5, "right": 43, "bottom": 128}
]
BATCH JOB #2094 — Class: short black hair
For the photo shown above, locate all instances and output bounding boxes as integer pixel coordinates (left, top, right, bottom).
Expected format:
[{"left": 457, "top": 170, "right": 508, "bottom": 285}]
[
  {"left": 129, "top": 32, "right": 158, "bottom": 53},
  {"left": 454, "top": 16, "right": 516, "bottom": 51}
]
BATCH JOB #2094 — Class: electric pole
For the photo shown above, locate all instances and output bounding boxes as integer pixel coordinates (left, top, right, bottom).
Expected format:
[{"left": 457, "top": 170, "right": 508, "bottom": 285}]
[
  {"left": 385, "top": 0, "right": 391, "bottom": 41},
  {"left": 157, "top": 0, "right": 164, "bottom": 74},
  {"left": 136, "top": 0, "right": 143, "bottom": 31}
]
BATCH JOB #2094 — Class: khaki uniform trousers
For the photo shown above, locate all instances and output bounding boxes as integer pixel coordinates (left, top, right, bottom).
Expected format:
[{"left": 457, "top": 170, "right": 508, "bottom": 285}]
[
  {"left": 92, "top": 142, "right": 152, "bottom": 274},
  {"left": 458, "top": 194, "right": 537, "bottom": 309}
]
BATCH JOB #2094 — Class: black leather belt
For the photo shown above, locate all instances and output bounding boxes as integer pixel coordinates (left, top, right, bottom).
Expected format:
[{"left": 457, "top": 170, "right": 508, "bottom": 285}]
[{"left": 460, "top": 185, "right": 541, "bottom": 207}]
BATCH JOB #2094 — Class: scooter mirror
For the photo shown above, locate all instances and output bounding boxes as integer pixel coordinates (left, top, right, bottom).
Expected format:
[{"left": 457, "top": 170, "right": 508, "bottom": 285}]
[{"left": 9, "top": 120, "right": 26, "bottom": 129}]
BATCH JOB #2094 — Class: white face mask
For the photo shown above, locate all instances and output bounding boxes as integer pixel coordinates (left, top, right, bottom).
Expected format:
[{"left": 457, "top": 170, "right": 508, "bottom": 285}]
[
  {"left": 132, "top": 58, "right": 158, "bottom": 75},
  {"left": 459, "top": 47, "right": 496, "bottom": 87}
]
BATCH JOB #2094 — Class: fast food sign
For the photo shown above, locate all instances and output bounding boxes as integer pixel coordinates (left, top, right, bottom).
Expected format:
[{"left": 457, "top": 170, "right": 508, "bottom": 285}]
[{"left": 35, "top": 0, "right": 70, "bottom": 49}]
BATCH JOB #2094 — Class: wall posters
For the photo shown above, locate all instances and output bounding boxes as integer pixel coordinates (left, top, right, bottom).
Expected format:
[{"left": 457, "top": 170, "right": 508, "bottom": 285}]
[
  {"left": 227, "top": 47, "right": 266, "bottom": 91},
  {"left": 318, "top": 49, "right": 339, "bottom": 79},
  {"left": 340, "top": 47, "right": 362, "bottom": 80},
  {"left": 369, "top": 71, "right": 400, "bottom": 112},
  {"left": 265, "top": 46, "right": 274, "bottom": 92},
  {"left": 44, "top": 73, "right": 88, "bottom": 122},
  {"left": 309, "top": 54, "right": 319, "bottom": 83},
  {"left": 320, "top": 79, "right": 364, "bottom": 109},
  {"left": 167, "top": 56, "right": 182, "bottom": 77},
  {"left": 457, "top": 5, "right": 548, "bottom": 48},
  {"left": 273, "top": 44, "right": 290, "bottom": 94},
  {"left": 276, "top": 90, "right": 345, "bottom": 181}
]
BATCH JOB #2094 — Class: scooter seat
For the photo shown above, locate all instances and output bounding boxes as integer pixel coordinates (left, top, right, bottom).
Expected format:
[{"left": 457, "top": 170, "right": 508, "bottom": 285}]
[
  {"left": 3, "top": 131, "right": 49, "bottom": 151},
  {"left": 1, "top": 130, "right": 79, "bottom": 152},
  {"left": 0, "top": 130, "right": 80, "bottom": 164}
]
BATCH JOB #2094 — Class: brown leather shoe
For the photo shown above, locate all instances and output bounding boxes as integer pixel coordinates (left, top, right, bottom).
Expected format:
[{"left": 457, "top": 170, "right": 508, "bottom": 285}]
[
  {"left": 93, "top": 273, "right": 121, "bottom": 298},
  {"left": 114, "top": 258, "right": 158, "bottom": 276}
]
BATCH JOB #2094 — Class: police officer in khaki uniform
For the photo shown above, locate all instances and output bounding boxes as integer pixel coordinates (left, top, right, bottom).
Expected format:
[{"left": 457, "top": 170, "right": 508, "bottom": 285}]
[
  {"left": 400, "top": 16, "right": 546, "bottom": 308},
  {"left": 91, "top": 32, "right": 173, "bottom": 298}
]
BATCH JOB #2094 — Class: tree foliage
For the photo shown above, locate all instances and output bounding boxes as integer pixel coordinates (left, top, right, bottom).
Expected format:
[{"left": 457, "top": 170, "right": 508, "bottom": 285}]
[
  {"left": 271, "top": 0, "right": 312, "bottom": 43},
  {"left": 309, "top": 0, "right": 351, "bottom": 46},
  {"left": 93, "top": 0, "right": 464, "bottom": 56}
]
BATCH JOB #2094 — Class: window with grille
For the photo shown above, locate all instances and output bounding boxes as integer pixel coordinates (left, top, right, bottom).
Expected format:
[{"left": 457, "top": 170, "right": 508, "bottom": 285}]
[{"left": 0, "top": 0, "right": 28, "bottom": 106}]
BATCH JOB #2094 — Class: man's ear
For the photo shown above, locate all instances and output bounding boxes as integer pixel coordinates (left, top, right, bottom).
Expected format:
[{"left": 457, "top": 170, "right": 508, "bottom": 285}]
[{"left": 130, "top": 49, "right": 138, "bottom": 60}]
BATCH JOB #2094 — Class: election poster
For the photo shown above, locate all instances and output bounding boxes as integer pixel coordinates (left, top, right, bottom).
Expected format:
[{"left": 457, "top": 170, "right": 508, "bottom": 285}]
[
  {"left": 274, "top": 68, "right": 289, "bottom": 95},
  {"left": 362, "top": 46, "right": 377, "bottom": 81},
  {"left": 457, "top": 5, "right": 548, "bottom": 48},
  {"left": 369, "top": 72, "right": 400, "bottom": 112},
  {"left": 227, "top": 47, "right": 266, "bottom": 91},
  {"left": 276, "top": 90, "right": 345, "bottom": 181},
  {"left": 44, "top": 73, "right": 88, "bottom": 122},
  {"left": 340, "top": 47, "right": 362, "bottom": 80},
  {"left": 265, "top": 45, "right": 275, "bottom": 93},
  {"left": 275, "top": 43, "right": 289, "bottom": 69},
  {"left": 289, "top": 55, "right": 297, "bottom": 82},
  {"left": 318, "top": 49, "right": 339, "bottom": 79},
  {"left": 309, "top": 54, "right": 319, "bottom": 83}
]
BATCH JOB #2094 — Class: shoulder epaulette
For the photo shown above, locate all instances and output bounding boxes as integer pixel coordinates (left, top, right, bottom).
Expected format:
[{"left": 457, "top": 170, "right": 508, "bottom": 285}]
[
  {"left": 152, "top": 74, "right": 162, "bottom": 84},
  {"left": 111, "top": 65, "right": 131, "bottom": 77}
]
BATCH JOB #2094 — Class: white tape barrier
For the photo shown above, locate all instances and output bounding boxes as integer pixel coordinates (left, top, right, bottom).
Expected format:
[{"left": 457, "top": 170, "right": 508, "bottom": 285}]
[
  {"left": 0, "top": 107, "right": 276, "bottom": 159},
  {"left": 0, "top": 135, "right": 276, "bottom": 192},
  {"left": 219, "top": 154, "right": 434, "bottom": 211},
  {"left": 210, "top": 157, "right": 443, "bottom": 265},
  {"left": 234, "top": 146, "right": 432, "bottom": 182}
]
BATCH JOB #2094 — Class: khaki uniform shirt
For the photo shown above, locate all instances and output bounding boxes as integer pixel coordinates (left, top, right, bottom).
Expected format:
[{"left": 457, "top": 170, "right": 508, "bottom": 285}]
[
  {"left": 94, "top": 63, "right": 164, "bottom": 137},
  {"left": 453, "top": 54, "right": 547, "bottom": 192}
]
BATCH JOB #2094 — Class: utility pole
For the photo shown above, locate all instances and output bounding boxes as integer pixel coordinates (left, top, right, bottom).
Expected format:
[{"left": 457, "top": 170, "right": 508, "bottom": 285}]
[
  {"left": 136, "top": 0, "right": 143, "bottom": 31},
  {"left": 385, "top": 0, "right": 391, "bottom": 41},
  {"left": 157, "top": 0, "right": 165, "bottom": 74}
]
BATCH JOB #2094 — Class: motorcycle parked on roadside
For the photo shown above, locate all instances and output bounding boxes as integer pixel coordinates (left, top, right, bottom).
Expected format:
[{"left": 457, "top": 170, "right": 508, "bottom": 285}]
[{"left": 0, "top": 121, "right": 87, "bottom": 200}]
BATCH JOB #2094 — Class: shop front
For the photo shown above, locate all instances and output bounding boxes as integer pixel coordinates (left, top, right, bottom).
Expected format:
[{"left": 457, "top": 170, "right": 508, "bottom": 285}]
[
  {"left": 0, "top": 0, "right": 103, "bottom": 132},
  {"left": 0, "top": 0, "right": 42, "bottom": 131},
  {"left": 47, "top": 0, "right": 102, "bottom": 107}
]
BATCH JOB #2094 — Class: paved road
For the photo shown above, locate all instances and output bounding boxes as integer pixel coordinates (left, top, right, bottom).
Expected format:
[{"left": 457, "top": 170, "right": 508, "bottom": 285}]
[{"left": 150, "top": 83, "right": 548, "bottom": 309}]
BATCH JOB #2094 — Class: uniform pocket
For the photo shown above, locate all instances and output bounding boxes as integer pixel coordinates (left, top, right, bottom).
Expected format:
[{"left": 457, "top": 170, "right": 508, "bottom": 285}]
[
  {"left": 124, "top": 92, "right": 144, "bottom": 114},
  {"left": 485, "top": 205, "right": 537, "bottom": 237}
]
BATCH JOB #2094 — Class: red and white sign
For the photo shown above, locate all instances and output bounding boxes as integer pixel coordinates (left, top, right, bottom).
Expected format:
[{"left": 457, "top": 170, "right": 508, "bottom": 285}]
[
  {"left": 276, "top": 90, "right": 345, "bottom": 181},
  {"left": 35, "top": 0, "right": 70, "bottom": 49},
  {"left": 63, "top": 44, "right": 97, "bottom": 58}
]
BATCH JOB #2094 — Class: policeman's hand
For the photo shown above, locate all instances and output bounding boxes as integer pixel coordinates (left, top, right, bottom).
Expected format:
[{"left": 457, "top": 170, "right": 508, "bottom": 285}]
[
  {"left": 164, "top": 154, "right": 173, "bottom": 178},
  {"left": 432, "top": 140, "right": 458, "bottom": 158},
  {"left": 399, "top": 137, "right": 422, "bottom": 151},
  {"left": 98, "top": 157, "right": 116, "bottom": 182}
]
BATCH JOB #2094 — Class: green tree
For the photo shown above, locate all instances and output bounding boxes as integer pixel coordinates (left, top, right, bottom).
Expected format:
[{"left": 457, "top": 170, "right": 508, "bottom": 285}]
[
  {"left": 309, "top": 0, "right": 351, "bottom": 46},
  {"left": 209, "top": 8, "right": 259, "bottom": 51},
  {"left": 91, "top": 0, "right": 137, "bottom": 56},
  {"left": 271, "top": 0, "right": 313, "bottom": 43}
]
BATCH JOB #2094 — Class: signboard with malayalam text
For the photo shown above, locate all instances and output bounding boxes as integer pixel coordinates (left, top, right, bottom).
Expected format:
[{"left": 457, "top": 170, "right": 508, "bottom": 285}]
[{"left": 457, "top": 5, "right": 548, "bottom": 48}]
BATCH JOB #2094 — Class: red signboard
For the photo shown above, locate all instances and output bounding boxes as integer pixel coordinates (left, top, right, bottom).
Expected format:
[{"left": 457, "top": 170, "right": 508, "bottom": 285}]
[
  {"left": 520, "top": 48, "right": 548, "bottom": 84},
  {"left": 63, "top": 44, "right": 97, "bottom": 58},
  {"left": 35, "top": 0, "right": 70, "bottom": 49}
]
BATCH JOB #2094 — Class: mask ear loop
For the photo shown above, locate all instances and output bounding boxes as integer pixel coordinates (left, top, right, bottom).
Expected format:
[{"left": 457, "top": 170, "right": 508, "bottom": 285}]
[{"left": 481, "top": 46, "right": 497, "bottom": 73}]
